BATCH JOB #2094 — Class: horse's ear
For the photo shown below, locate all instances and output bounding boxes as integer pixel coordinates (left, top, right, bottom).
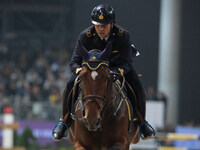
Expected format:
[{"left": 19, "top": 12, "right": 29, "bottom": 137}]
[
  {"left": 78, "top": 40, "right": 89, "bottom": 60},
  {"left": 100, "top": 41, "right": 112, "bottom": 61}
]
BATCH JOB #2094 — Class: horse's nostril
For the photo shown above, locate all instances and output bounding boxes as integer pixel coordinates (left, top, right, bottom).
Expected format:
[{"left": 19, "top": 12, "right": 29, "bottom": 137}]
[
  {"left": 95, "top": 118, "right": 101, "bottom": 126},
  {"left": 82, "top": 110, "right": 85, "bottom": 117},
  {"left": 83, "top": 117, "right": 88, "bottom": 125}
]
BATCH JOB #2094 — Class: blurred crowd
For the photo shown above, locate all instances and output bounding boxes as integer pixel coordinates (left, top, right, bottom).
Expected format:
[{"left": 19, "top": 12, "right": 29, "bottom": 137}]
[{"left": 0, "top": 39, "right": 71, "bottom": 120}]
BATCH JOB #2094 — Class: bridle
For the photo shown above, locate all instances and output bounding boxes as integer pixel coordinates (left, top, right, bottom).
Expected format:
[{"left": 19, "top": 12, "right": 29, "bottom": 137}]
[
  {"left": 71, "top": 60, "right": 109, "bottom": 121},
  {"left": 71, "top": 86, "right": 106, "bottom": 122},
  {"left": 71, "top": 72, "right": 125, "bottom": 122},
  {"left": 81, "top": 95, "right": 105, "bottom": 117},
  {"left": 71, "top": 60, "right": 125, "bottom": 125}
]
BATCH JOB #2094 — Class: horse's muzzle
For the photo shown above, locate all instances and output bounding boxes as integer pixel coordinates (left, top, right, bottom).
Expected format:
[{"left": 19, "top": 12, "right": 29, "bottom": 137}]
[{"left": 83, "top": 117, "right": 101, "bottom": 131}]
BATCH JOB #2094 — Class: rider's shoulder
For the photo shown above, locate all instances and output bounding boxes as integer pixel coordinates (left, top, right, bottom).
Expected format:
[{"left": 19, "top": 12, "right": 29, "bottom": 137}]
[
  {"left": 113, "top": 24, "right": 129, "bottom": 37},
  {"left": 80, "top": 26, "right": 95, "bottom": 39}
]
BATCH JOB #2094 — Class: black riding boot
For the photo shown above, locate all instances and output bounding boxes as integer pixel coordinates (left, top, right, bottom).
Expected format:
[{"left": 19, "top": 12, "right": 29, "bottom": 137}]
[
  {"left": 125, "top": 68, "right": 155, "bottom": 140},
  {"left": 52, "top": 73, "right": 77, "bottom": 141},
  {"left": 134, "top": 85, "right": 155, "bottom": 140}
]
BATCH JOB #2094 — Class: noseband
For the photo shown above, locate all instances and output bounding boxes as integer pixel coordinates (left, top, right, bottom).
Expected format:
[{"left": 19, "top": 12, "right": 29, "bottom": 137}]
[
  {"left": 72, "top": 91, "right": 106, "bottom": 123},
  {"left": 82, "top": 95, "right": 105, "bottom": 111}
]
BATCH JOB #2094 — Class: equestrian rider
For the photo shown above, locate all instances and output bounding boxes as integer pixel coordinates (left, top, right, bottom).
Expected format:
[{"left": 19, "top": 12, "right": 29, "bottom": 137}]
[{"left": 52, "top": 4, "right": 155, "bottom": 141}]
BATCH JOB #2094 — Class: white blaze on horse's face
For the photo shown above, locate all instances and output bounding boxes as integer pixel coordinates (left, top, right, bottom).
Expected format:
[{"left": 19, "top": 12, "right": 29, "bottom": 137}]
[{"left": 91, "top": 71, "right": 98, "bottom": 80}]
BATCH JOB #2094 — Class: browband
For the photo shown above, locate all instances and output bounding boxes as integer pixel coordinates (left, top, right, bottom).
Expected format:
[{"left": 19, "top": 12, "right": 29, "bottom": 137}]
[{"left": 82, "top": 61, "right": 108, "bottom": 71}]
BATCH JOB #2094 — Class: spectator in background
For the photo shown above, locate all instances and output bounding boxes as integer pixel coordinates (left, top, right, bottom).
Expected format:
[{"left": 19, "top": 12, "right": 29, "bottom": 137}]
[
  {"left": 48, "top": 87, "right": 62, "bottom": 104},
  {"left": 157, "top": 91, "right": 167, "bottom": 102},
  {"left": 25, "top": 68, "right": 42, "bottom": 85},
  {"left": 29, "top": 84, "right": 43, "bottom": 102},
  {"left": 146, "top": 86, "right": 167, "bottom": 102},
  {"left": 18, "top": 53, "right": 29, "bottom": 74},
  {"left": 35, "top": 52, "right": 48, "bottom": 79},
  {"left": 146, "top": 86, "right": 158, "bottom": 100},
  {"left": 0, "top": 40, "right": 8, "bottom": 59},
  {"left": 16, "top": 76, "right": 30, "bottom": 98},
  {"left": 0, "top": 96, "right": 10, "bottom": 114}
]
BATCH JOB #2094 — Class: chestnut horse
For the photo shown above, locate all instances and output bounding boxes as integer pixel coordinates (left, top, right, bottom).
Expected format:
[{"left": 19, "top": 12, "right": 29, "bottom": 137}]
[{"left": 68, "top": 41, "right": 140, "bottom": 150}]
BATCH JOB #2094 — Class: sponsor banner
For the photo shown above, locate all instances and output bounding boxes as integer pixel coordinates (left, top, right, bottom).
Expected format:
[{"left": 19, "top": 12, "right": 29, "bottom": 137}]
[{"left": 0, "top": 120, "right": 58, "bottom": 146}]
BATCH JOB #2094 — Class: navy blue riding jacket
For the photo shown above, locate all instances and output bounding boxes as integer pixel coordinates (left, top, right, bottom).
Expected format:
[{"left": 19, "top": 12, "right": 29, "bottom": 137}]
[{"left": 70, "top": 24, "right": 137, "bottom": 75}]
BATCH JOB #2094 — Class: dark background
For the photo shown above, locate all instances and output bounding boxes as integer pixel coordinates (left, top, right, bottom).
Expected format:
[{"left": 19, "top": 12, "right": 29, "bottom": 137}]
[{"left": 179, "top": 0, "right": 200, "bottom": 123}]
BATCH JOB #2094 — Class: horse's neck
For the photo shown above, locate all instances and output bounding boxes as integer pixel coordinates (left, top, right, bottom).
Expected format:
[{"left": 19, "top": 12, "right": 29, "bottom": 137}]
[{"left": 104, "top": 81, "right": 122, "bottom": 113}]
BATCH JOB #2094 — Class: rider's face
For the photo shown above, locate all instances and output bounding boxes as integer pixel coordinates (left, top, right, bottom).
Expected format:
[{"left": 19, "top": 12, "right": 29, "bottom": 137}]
[{"left": 94, "top": 23, "right": 113, "bottom": 39}]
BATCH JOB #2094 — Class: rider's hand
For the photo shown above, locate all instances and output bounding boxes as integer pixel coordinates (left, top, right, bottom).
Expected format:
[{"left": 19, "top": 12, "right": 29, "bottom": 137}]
[
  {"left": 118, "top": 68, "right": 124, "bottom": 75},
  {"left": 111, "top": 68, "right": 124, "bottom": 75},
  {"left": 76, "top": 68, "right": 82, "bottom": 74}
]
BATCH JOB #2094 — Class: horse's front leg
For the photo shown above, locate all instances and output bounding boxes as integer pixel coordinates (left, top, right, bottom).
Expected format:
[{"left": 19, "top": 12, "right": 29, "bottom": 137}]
[
  {"left": 74, "top": 142, "right": 86, "bottom": 150},
  {"left": 108, "top": 144, "right": 129, "bottom": 150},
  {"left": 108, "top": 136, "right": 130, "bottom": 150}
]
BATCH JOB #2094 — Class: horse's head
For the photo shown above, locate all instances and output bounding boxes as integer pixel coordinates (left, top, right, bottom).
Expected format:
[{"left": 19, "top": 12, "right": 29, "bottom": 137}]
[{"left": 78, "top": 40, "right": 112, "bottom": 131}]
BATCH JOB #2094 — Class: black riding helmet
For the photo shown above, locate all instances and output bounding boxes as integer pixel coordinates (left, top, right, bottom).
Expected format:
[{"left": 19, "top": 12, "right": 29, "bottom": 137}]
[{"left": 91, "top": 4, "right": 115, "bottom": 25}]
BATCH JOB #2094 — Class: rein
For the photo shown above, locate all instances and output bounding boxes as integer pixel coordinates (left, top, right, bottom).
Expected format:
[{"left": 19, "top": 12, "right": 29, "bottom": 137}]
[
  {"left": 71, "top": 93, "right": 105, "bottom": 121},
  {"left": 110, "top": 72, "right": 125, "bottom": 89},
  {"left": 82, "top": 95, "right": 105, "bottom": 111}
]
